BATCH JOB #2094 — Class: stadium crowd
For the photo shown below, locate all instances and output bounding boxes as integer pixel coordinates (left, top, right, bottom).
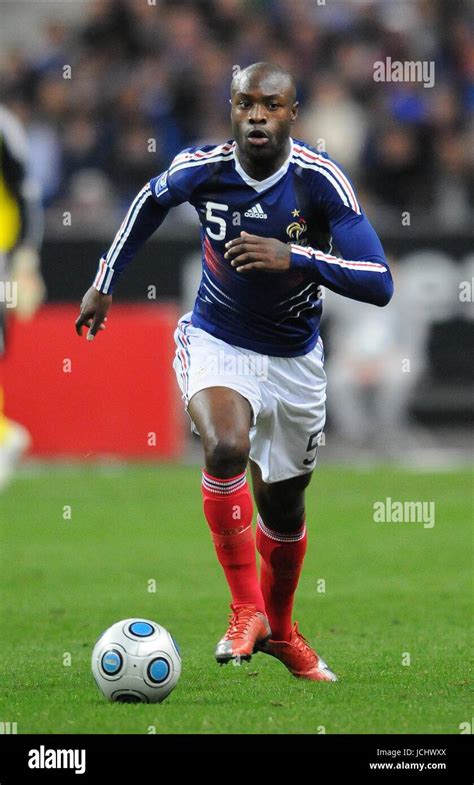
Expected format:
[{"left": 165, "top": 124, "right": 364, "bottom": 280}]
[{"left": 1, "top": 0, "right": 472, "bottom": 230}]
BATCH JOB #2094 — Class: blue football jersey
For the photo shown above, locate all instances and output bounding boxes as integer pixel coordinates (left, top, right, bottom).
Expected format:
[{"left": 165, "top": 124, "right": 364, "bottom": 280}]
[{"left": 94, "top": 138, "right": 393, "bottom": 356}]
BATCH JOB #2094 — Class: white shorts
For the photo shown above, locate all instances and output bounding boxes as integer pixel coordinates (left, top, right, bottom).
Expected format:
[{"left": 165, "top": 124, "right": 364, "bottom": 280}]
[{"left": 173, "top": 313, "right": 326, "bottom": 484}]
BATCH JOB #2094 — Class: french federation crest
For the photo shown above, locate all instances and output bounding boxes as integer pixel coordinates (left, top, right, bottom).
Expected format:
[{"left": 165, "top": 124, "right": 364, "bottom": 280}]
[{"left": 286, "top": 209, "right": 308, "bottom": 244}]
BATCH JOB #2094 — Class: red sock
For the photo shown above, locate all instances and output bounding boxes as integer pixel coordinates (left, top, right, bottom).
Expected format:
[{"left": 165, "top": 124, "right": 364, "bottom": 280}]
[
  {"left": 256, "top": 514, "right": 307, "bottom": 641},
  {"left": 201, "top": 469, "right": 265, "bottom": 612}
]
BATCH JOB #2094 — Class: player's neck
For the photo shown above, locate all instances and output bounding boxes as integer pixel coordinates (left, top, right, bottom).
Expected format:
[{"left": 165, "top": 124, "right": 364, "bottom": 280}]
[{"left": 235, "top": 139, "right": 291, "bottom": 181}]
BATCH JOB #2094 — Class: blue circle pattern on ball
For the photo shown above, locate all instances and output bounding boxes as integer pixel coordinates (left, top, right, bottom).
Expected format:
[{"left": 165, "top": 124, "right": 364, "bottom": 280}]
[
  {"left": 148, "top": 658, "right": 170, "bottom": 683},
  {"left": 129, "top": 621, "right": 154, "bottom": 637},
  {"left": 101, "top": 650, "right": 122, "bottom": 674}
]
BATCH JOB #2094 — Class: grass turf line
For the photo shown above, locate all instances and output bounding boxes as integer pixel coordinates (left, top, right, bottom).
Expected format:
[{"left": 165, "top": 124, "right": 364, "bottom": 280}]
[{"left": 0, "top": 465, "right": 471, "bottom": 734}]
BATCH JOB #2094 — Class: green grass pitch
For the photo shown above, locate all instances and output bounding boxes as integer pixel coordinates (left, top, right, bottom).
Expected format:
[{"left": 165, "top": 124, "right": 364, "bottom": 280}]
[{"left": 0, "top": 464, "right": 471, "bottom": 734}]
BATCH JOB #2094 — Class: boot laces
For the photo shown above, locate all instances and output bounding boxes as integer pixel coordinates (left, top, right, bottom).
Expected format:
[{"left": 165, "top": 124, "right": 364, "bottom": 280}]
[
  {"left": 292, "top": 623, "right": 318, "bottom": 665},
  {"left": 225, "top": 605, "right": 256, "bottom": 641}
]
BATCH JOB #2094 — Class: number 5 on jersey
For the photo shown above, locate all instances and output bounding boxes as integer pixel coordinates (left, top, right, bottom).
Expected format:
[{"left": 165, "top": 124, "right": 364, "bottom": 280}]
[{"left": 206, "top": 201, "right": 229, "bottom": 240}]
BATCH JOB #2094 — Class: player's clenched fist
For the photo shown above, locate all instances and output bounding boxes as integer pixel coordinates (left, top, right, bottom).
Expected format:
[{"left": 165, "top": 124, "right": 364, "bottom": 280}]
[
  {"left": 224, "top": 231, "right": 291, "bottom": 272},
  {"left": 75, "top": 286, "right": 112, "bottom": 341}
]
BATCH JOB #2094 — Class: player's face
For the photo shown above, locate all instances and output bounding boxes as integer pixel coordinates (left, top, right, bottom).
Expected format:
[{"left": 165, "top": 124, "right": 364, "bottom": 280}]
[{"left": 231, "top": 78, "right": 298, "bottom": 162}]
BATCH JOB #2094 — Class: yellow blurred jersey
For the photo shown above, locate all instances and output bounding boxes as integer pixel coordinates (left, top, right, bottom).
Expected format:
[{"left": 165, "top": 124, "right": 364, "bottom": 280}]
[{"left": 0, "top": 172, "right": 21, "bottom": 252}]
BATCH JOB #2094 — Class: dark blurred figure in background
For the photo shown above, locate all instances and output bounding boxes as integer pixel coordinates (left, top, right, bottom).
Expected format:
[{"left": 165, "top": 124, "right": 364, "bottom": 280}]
[{"left": 0, "top": 104, "right": 45, "bottom": 490}]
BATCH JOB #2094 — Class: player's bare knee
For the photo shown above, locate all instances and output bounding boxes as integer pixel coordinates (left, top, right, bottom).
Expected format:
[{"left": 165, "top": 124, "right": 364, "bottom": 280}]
[
  {"left": 257, "top": 474, "right": 311, "bottom": 531},
  {"left": 203, "top": 435, "right": 250, "bottom": 478},
  {"left": 260, "top": 504, "right": 306, "bottom": 533}
]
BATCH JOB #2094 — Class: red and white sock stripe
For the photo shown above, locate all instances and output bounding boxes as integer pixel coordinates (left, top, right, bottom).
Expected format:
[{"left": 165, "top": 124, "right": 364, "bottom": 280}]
[
  {"left": 201, "top": 469, "right": 247, "bottom": 496},
  {"left": 257, "top": 514, "right": 306, "bottom": 542}
]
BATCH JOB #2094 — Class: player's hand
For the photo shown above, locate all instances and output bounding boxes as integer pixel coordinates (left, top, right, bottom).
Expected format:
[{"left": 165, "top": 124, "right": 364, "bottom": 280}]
[
  {"left": 224, "top": 231, "right": 291, "bottom": 272},
  {"left": 75, "top": 286, "right": 112, "bottom": 341}
]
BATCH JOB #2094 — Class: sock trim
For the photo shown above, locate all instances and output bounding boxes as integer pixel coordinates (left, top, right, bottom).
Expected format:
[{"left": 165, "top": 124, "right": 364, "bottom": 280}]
[
  {"left": 257, "top": 514, "right": 306, "bottom": 543},
  {"left": 202, "top": 469, "right": 247, "bottom": 495}
]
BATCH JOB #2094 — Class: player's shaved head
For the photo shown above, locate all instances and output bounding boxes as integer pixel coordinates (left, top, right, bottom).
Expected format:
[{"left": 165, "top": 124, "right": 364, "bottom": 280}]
[
  {"left": 230, "top": 61, "right": 298, "bottom": 177},
  {"left": 231, "top": 62, "right": 297, "bottom": 103}
]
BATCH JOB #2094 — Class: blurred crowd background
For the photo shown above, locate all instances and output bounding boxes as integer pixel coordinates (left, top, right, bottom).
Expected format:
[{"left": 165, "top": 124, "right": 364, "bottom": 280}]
[
  {"left": 1, "top": 0, "right": 472, "bottom": 465},
  {"left": 1, "top": 0, "right": 472, "bottom": 228}
]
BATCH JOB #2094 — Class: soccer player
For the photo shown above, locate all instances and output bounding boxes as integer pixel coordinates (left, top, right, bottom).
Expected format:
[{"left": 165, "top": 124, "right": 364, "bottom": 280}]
[{"left": 76, "top": 63, "right": 393, "bottom": 681}]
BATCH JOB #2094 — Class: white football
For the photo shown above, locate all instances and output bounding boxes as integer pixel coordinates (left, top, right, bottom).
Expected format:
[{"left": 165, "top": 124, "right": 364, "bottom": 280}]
[{"left": 91, "top": 618, "right": 181, "bottom": 703}]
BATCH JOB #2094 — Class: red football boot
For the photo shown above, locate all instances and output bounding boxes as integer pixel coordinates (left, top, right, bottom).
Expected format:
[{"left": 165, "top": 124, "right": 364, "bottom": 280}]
[
  {"left": 259, "top": 622, "right": 338, "bottom": 681},
  {"left": 215, "top": 604, "right": 271, "bottom": 664}
]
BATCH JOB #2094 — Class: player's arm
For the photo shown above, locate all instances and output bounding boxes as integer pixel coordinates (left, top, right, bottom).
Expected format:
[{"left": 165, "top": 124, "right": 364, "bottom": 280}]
[
  {"left": 225, "top": 223, "right": 392, "bottom": 307},
  {"left": 75, "top": 185, "right": 169, "bottom": 340},
  {"left": 76, "top": 160, "right": 191, "bottom": 340},
  {"left": 288, "top": 201, "right": 393, "bottom": 307},
  {"left": 225, "top": 164, "right": 393, "bottom": 307}
]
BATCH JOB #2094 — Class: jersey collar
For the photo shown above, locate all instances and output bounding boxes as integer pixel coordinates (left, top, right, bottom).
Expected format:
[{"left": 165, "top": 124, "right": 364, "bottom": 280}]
[{"left": 233, "top": 138, "right": 293, "bottom": 193}]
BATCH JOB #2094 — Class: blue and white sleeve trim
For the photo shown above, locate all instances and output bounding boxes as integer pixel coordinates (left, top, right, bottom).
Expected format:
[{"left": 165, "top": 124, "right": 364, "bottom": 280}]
[
  {"left": 93, "top": 183, "right": 153, "bottom": 294},
  {"left": 290, "top": 244, "right": 393, "bottom": 307}
]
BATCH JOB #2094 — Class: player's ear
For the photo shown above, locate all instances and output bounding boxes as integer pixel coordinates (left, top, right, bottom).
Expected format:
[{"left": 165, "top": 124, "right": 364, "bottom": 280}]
[{"left": 290, "top": 101, "right": 299, "bottom": 123}]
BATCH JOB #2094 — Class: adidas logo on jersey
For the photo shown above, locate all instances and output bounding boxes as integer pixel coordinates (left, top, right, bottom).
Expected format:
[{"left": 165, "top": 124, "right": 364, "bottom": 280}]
[{"left": 244, "top": 203, "right": 267, "bottom": 219}]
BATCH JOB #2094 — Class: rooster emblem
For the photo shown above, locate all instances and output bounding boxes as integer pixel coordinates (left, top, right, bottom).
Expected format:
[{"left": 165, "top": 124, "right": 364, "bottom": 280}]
[{"left": 286, "top": 216, "right": 308, "bottom": 241}]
